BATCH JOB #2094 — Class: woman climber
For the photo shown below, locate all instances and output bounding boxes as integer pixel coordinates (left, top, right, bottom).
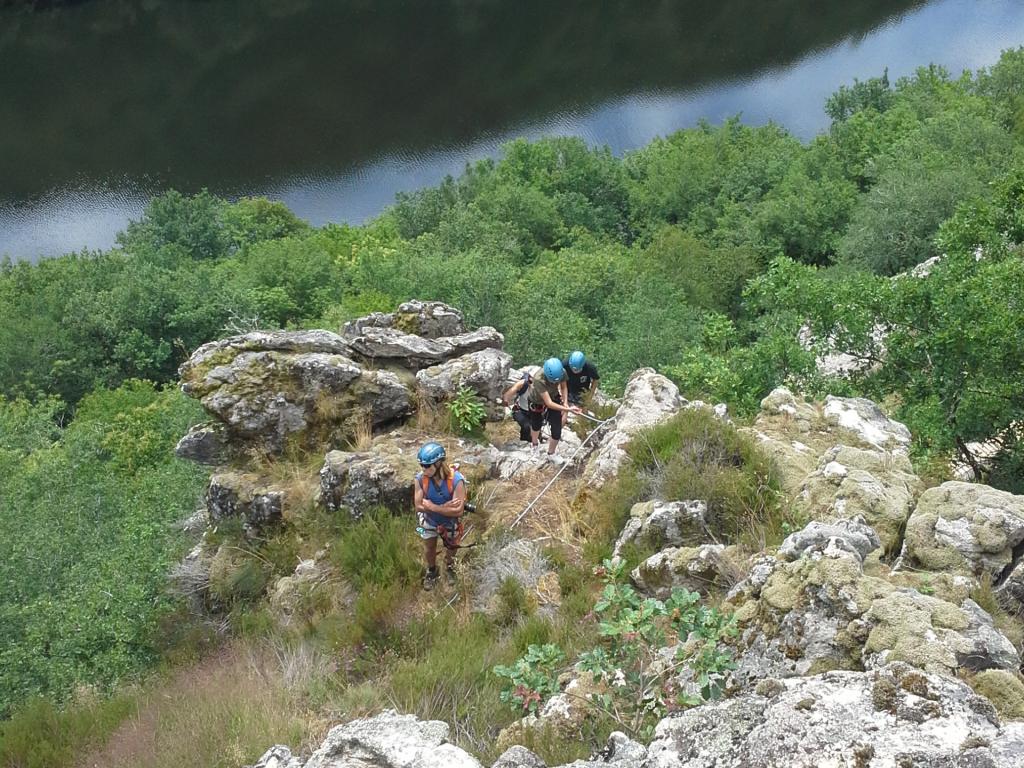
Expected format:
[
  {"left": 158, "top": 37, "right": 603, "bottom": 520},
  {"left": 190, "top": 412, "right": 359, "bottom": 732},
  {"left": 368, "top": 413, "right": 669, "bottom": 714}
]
[{"left": 413, "top": 441, "right": 467, "bottom": 591}]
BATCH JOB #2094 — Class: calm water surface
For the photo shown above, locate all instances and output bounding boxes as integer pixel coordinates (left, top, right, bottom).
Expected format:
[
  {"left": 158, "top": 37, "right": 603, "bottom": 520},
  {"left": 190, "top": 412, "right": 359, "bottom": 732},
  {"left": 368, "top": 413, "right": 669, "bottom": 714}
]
[{"left": 2, "top": 0, "right": 1024, "bottom": 260}]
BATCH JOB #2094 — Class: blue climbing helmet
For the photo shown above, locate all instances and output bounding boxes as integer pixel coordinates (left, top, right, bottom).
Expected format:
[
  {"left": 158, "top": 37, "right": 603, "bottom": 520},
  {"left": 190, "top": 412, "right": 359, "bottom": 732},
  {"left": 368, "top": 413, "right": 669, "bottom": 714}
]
[
  {"left": 543, "top": 357, "right": 565, "bottom": 382},
  {"left": 568, "top": 350, "right": 586, "bottom": 373},
  {"left": 417, "top": 441, "right": 446, "bottom": 466}
]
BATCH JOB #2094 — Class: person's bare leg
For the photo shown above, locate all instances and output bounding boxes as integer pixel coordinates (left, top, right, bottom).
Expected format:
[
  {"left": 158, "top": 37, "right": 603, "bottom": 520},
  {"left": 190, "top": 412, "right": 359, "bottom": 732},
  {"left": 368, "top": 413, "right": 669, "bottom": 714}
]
[{"left": 423, "top": 537, "right": 438, "bottom": 570}]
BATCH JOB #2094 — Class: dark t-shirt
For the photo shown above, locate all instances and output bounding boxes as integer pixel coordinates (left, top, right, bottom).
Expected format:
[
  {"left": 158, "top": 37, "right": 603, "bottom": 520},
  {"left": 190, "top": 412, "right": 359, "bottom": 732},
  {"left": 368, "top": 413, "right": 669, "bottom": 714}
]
[{"left": 562, "top": 359, "right": 600, "bottom": 398}]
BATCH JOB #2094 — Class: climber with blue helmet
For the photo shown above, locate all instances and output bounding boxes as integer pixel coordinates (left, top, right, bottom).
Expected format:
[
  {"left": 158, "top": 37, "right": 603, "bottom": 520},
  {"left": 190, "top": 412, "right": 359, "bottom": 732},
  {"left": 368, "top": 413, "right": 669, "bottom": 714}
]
[
  {"left": 413, "top": 441, "right": 466, "bottom": 590},
  {"left": 561, "top": 350, "right": 601, "bottom": 407},
  {"left": 526, "top": 357, "right": 581, "bottom": 459}
]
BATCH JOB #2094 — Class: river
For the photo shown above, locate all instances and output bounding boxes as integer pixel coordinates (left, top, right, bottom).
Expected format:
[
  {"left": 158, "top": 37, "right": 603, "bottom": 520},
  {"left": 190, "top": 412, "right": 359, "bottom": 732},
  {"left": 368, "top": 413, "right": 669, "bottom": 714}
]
[{"left": 1, "top": 0, "right": 1023, "bottom": 260}]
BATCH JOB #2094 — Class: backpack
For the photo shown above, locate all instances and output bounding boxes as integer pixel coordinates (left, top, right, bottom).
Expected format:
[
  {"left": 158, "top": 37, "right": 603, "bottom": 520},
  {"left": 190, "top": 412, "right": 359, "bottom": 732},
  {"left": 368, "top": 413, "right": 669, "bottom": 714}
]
[
  {"left": 514, "top": 371, "right": 532, "bottom": 411},
  {"left": 420, "top": 473, "right": 455, "bottom": 497}
]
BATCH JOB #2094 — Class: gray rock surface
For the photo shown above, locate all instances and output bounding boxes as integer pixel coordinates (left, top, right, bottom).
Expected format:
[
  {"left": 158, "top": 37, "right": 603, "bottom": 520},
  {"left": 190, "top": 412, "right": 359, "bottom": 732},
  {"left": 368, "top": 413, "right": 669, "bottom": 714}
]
[
  {"left": 796, "top": 444, "right": 921, "bottom": 552},
  {"left": 319, "top": 435, "right": 499, "bottom": 518},
  {"left": 613, "top": 500, "right": 710, "bottom": 560},
  {"left": 823, "top": 395, "right": 912, "bottom": 454},
  {"left": 341, "top": 300, "right": 465, "bottom": 340},
  {"left": 898, "top": 481, "right": 1024, "bottom": 579},
  {"left": 343, "top": 326, "right": 504, "bottom": 368},
  {"left": 300, "top": 710, "right": 482, "bottom": 768},
  {"left": 777, "top": 517, "right": 881, "bottom": 564},
  {"left": 491, "top": 745, "right": 546, "bottom": 768},
  {"left": 174, "top": 421, "right": 230, "bottom": 465},
  {"left": 646, "top": 664, "right": 1015, "bottom": 768},
  {"left": 631, "top": 544, "right": 744, "bottom": 599},
  {"left": 550, "top": 732, "right": 647, "bottom": 767},
  {"left": 251, "top": 745, "right": 302, "bottom": 768},
  {"left": 206, "top": 471, "right": 283, "bottom": 531},
  {"left": 179, "top": 330, "right": 412, "bottom": 454},
  {"left": 416, "top": 348, "right": 513, "bottom": 419}
]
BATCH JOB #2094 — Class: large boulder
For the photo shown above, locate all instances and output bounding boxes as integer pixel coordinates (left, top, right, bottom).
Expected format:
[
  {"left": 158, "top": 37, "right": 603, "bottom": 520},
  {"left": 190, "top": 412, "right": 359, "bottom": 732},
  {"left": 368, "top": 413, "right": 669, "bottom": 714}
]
[
  {"left": 862, "top": 592, "right": 1020, "bottom": 674},
  {"left": 205, "top": 471, "right": 284, "bottom": 532},
  {"left": 631, "top": 544, "right": 746, "bottom": 599},
  {"left": 795, "top": 445, "right": 921, "bottom": 553},
  {"left": 728, "top": 531, "right": 1019, "bottom": 686},
  {"left": 646, "top": 663, "right": 1018, "bottom": 768},
  {"left": 612, "top": 500, "right": 710, "bottom": 559},
  {"left": 319, "top": 434, "right": 499, "bottom": 518},
  {"left": 179, "top": 331, "right": 412, "bottom": 454},
  {"left": 416, "top": 348, "right": 514, "bottom": 419},
  {"left": 582, "top": 369, "right": 685, "bottom": 489},
  {"left": 898, "top": 481, "right": 1024, "bottom": 579},
  {"left": 254, "top": 710, "right": 482, "bottom": 768}
]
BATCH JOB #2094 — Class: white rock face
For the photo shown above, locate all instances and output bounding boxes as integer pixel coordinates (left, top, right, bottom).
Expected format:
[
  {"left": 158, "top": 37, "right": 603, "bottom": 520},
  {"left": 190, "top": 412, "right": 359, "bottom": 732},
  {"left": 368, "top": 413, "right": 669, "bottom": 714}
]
[
  {"left": 583, "top": 368, "right": 685, "bottom": 489},
  {"left": 645, "top": 664, "right": 1013, "bottom": 768},
  {"left": 271, "top": 710, "right": 482, "bottom": 768},
  {"left": 823, "top": 395, "right": 912, "bottom": 454}
]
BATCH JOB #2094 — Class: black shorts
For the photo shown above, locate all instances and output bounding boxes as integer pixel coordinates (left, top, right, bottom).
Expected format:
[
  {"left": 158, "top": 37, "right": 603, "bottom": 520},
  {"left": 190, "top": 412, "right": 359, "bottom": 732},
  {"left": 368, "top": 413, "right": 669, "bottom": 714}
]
[
  {"left": 512, "top": 408, "right": 532, "bottom": 441},
  {"left": 528, "top": 403, "right": 563, "bottom": 441}
]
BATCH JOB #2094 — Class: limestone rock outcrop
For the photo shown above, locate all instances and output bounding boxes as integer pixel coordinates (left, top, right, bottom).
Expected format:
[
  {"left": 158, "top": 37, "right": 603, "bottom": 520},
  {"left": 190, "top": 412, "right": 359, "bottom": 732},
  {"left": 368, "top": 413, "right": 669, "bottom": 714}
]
[
  {"left": 646, "top": 664, "right": 1022, "bottom": 768},
  {"left": 582, "top": 368, "right": 686, "bottom": 489},
  {"left": 415, "top": 347, "right": 513, "bottom": 420},
  {"left": 178, "top": 330, "right": 411, "bottom": 454},
  {"left": 897, "top": 480, "right": 1024, "bottom": 579},
  {"left": 612, "top": 500, "right": 710, "bottom": 560}
]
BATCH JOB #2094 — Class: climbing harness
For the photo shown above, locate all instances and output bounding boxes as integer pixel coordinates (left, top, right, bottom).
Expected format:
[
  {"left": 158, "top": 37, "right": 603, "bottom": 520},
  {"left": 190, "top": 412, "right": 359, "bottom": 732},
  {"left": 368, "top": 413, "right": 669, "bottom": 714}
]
[
  {"left": 510, "top": 412, "right": 617, "bottom": 529},
  {"left": 416, "top": 502, "right": 479, "bottom": 551}
]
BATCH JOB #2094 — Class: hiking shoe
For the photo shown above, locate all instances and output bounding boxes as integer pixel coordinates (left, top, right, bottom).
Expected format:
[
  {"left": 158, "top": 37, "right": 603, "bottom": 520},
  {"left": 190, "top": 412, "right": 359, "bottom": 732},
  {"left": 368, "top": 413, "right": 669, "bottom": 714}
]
[
  {"left": 547, "top": 453, "right": 565, "bottom": 466},
  {"left": 445, "top": 564, "right": 457, "bottom": 586},
  {"left": 422, "top": 567, "right": 439, "bottom": 591}
]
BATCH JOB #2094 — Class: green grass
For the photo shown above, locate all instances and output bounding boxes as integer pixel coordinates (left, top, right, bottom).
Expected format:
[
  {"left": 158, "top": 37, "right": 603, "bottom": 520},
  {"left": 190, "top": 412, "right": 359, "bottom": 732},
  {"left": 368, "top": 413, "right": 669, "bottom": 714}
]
[{"left": 625, "top": 408, "right": 786, "bottom": 547}]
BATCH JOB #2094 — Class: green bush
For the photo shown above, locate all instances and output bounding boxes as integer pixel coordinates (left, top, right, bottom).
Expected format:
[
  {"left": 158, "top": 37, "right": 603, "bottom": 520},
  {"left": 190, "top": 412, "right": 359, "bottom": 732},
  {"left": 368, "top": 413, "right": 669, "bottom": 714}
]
[
  {"left": 0, "top": 382, "right": 207, "bottom": 716},
  {"left": 625, "top": 408, "right": 783, "bottom": 544},
  {"left": 447, "top": 386, "right": 488, "bottom": 436}
]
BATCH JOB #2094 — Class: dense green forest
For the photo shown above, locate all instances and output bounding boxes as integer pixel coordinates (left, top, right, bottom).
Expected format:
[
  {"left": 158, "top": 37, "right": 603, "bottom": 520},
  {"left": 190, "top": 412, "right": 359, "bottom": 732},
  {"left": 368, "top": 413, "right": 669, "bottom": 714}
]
[{"left": 2, "top": 48, "right": 1024, "bottom": 745}]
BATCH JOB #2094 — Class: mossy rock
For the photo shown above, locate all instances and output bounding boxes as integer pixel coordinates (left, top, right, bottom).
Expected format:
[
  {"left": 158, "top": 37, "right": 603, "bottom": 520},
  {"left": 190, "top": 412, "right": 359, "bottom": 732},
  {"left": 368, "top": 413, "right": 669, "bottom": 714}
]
[{"left": 970, "top": 670, "right": 1024, "bottom": 719}]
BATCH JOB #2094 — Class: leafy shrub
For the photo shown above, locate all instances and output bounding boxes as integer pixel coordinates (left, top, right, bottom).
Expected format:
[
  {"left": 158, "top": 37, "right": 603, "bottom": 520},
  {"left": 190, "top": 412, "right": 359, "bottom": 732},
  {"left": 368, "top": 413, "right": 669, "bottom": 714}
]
[
  {"left": 493, "top": 643, "right": 565, "bottom": 715},
  {"left": 447, "top": 386, "right": 488, "bottom": 435},
  {"left": 0, "top": 383, "right": 206, "bottom": 716},
  {"left": 494, "top": 560, "right": 737, "bottom": 741}
]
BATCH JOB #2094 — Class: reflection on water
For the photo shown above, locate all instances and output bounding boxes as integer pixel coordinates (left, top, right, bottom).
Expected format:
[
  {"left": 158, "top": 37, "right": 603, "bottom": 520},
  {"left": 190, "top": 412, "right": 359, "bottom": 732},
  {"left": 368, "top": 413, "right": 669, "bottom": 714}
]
[{"left": 1, "top": 0, "right": 1023, "bottom": 260}]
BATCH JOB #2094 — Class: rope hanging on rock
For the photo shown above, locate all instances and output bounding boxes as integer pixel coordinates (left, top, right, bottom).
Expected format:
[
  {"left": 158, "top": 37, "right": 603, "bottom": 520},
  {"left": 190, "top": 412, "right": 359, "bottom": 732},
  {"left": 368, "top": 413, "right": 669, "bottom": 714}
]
[{"left": 510, "top": 414, "right": 616, "bottom": 530}]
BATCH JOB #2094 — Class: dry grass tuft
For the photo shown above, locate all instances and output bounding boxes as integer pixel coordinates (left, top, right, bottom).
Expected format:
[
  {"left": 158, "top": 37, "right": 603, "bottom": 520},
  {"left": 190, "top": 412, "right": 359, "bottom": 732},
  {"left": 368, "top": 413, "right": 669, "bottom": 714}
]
[
  {"left": 412, "top": 391, "right": 453, "bottom": 435},
  {"left": 476, "top": 474, "right": 589, "bottom": 554},
  {"left": 74, "top": 643, "right": 325, "bottom": 768},
  {"left": 346, "top": 411, "right": 374, "bottom": 452}
]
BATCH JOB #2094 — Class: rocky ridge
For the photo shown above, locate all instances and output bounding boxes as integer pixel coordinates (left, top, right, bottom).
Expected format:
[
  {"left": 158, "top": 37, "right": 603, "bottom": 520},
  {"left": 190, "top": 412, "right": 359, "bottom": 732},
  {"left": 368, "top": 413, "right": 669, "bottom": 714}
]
[{"left": 170, "top": 302, "right": 1024, "bottom": 767}]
